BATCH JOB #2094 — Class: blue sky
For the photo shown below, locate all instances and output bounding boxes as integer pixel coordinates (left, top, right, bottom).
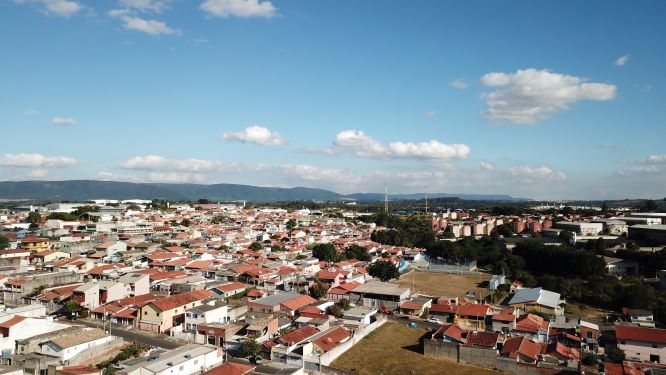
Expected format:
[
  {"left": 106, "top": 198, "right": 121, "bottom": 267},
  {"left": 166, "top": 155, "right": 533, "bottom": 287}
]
[{"left": 1, "top": 0, "right": 665, "bottom": 200}]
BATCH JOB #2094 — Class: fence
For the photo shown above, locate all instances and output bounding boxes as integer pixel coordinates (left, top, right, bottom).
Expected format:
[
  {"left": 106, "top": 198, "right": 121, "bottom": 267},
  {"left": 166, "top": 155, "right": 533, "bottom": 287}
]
[{"left": 424, "top": 340, "right": 578, "bottom": 375}]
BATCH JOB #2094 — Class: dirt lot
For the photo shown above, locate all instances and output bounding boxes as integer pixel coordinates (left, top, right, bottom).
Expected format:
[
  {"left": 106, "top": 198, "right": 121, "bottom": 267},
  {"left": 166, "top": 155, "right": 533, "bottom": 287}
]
[
  {"left": 396, "top": 270, "right": 492, "bottom": 299},
  {"left": 331, "top": 323, "right": 501, "bottom": 375}
]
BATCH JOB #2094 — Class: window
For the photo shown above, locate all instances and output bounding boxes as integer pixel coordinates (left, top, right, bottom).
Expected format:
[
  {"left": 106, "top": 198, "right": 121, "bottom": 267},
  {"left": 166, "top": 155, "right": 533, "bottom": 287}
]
[
  {"left": 620, "top": 340, "right": 626, "bottom": 345},
  {"left": 653, "top": 344, "right": 659, "bottom": 349},
  {"left": 650, "top": 354, "right": 660, "bottom": 363}
]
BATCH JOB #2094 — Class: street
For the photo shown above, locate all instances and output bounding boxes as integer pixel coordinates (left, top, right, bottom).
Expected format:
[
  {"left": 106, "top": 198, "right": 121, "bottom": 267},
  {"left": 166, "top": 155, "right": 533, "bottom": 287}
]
[{"left": 76, "top": 319, "right": 187, "bottom": 349}]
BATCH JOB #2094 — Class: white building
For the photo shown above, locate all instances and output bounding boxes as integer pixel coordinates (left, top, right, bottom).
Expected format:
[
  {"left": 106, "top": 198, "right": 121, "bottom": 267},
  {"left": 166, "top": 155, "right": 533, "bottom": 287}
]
[{"left": 117, "top": 344, "right": 224, "bottom": 375}]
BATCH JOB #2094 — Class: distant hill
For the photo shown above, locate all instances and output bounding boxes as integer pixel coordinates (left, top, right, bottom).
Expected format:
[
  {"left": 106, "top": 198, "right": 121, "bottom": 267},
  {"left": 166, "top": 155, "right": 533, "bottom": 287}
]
[{"left": 0, "top": 180, "right": 526, "bottom": 202}]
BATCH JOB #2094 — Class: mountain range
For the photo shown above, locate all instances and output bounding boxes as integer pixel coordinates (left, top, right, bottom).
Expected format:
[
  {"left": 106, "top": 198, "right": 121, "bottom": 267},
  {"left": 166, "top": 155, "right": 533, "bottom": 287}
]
[{"left": 0, "top": 180, "right": 526, "bottom": 202}]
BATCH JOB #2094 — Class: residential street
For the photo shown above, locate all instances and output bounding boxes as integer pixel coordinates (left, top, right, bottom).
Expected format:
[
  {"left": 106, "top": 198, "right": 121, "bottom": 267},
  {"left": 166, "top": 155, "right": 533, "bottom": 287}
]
[{"left": 77, "top": 319, "right": 187, "bottom": 349}]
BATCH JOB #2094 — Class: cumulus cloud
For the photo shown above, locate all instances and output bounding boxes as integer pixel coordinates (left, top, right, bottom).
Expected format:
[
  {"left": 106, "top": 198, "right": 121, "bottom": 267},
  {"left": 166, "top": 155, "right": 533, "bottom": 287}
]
[
  {"left": 14, "top": 0, "right": 82, "bottom": 17},
  {"left": 480, "top": 161, "right": 495, "bottom": 171},
  {"left": 222, "top": 125, "right": 285, "bottom": 146},
  {"left": 318, "top": 129, "right": 469, "bottom": 160},
  {"left": 51, "top": 117, "right": 77, "bottom": 125},
  {"left": 109, "top": 9, "right": 181, "bottom": 36},
  {"left": 480, "top": 68, "right": 617, "bottom": 124},
  {"left": 200, "top": 0, "right": 276, "bottom": 18},
  {"left": 508, "top": 165, "right": 567, "bottom": 180},
  {"left": 450, "top": 79, "right": 470, "bottom": 90},
  {"left": 281, "top": 165, "right": 365, "bottom": 185},
  {"left": 645, "top": 154, "right": 666, "bottom": 164},
  {"left": 0, "top": 153, "right": 78, "bottom": 168},
  {"left": 615, "top": 54, "right": 630, "bottom": 67},
  {"left": 149, "top": 172, "right": 206, "bottom": 183},
  {"left": 119, "top": 0, "right": 168, "bottom": 12},
  {"left": 120, "top": 155, "right": 237, "bottom": 172}
]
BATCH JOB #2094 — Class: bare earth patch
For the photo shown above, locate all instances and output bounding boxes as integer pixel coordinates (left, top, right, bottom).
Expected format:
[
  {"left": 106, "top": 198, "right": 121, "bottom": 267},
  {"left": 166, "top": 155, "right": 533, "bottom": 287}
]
[
  {"left": 396, "top": 270, "right": 492, "bottom": 299},
  {"left": 331, "top": 323, "right": 502, "bottom": 375}
]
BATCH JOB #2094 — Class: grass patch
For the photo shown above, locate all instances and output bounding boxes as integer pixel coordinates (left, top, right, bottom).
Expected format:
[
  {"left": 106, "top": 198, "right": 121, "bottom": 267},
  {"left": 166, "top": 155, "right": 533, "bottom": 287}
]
[
  {"left": 331, "top": 323, "right": 502, "bottom": 375},
  {"left": 396, "top": 271, "right": 491, "bottom": 298}
]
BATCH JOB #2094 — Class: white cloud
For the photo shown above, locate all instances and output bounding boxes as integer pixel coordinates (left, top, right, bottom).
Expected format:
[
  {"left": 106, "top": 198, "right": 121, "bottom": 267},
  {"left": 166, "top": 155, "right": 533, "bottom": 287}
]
[
  {"left": 51, "top": 117, "right": 77, "bottom": 125},
  {"left": 0, "top": 153, "right": 78, "bottom": 168},
  {"left": 323, "top": 129, "right": 469, "bottom": 160},
  {"left": 645, "top": 154, "right": 666, "bottom": 164},
  {"left": 14, "top": 0, "right": 82, "bottom": 17},
  {"left": 450, "top": 79, "right": 470, "bottom": 90},
  {"left": 508, "top": 165, "right": 567, "bottom": 180},
  {"left": 618, "top": 166, "right": 660, "bottom": 176},
  {"left": 120, "top": 155, "right": 237, "bottom": 172},
  {"left": 109, "top": 9, "right": 181, "bottom": 36},
  {"left": 200, "top": 0, "right": 276, "bottom": 18},
  {"left": 120, "top": 0, "right": 168, "bottom": 12},
  {"left": 29, "top": 169, "right": 48, "bottom": 178},
  {"left": 149, "top": 172, "right": 206, "bottom": 183},
  {"left": 480, "top": 161, "right": 495, "bottom": 171},
  {"left": 423, "top": 111, "right": 436, "bottom": 117},
  {"left": 222, "top": 125, "right": 285, "bottom": 146},
  {"left": 96, "top": 171, "right": 141, "bottom": 182},
  {"left": 480, "top": 68, "right": 617, "bottom": 124},
  {"left": 615, "top": 54, "right": 630, "bottom": 67},
  {"left": 24, "top": 109, "right": 38, "bottom": 116},
  {"left": 281, "top": 165, "right": 365, "bottom": 185}
]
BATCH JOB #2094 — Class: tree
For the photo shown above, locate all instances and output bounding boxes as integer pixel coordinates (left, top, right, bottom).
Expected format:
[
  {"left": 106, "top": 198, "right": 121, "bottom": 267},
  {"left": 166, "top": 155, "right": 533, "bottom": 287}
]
[
  {"left": 63, "top": 300, "right": 80, "bottom": 316},
  {"left": 312, "top": 243, "right": 338, "bottom": 263},
  {"left": 368, "top": 261, "right": 400, "bottom": 282},
  {"left": 197, "top": 199, "right": 210, "bottom": 204},
  {"left": 27, "top": 212, "right": 41, "bottom": 224},
  {"left": 240, "top": 339, "right": 260, "bottom": 357},
  {"left": 286, "top": 219, "right": 298, "bottom": 230},
  {"left": 181, "top": 219, "right": 191, "bottom": 227},
  {"left": 344, "top": 244, "right": 371, "bottom": 261},
  {"left": 249, "top": 241, "right": 263, "bottom": 251},
  {"left": 644, "top": 200, "right": 658, "bottom": 212},
  {"left": 327, "top": 304, "right": 343, "bottom": 318},
  {"left": 606, "top": 347, "right": 625, "bottom": 364},
  {"left": 47, "top": 212, "right": 78, "bottom": 221},
  {"left": 0, "top": 235, "right": 8, "bottom": 250},
  {"left": 309, "top": 280, "right": 328, "bottom": 299}
]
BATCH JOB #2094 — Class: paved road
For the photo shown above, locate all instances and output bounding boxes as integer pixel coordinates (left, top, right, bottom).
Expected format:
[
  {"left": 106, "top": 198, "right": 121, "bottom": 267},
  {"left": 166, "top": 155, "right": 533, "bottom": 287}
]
[{"left": 77, "top": 319, "right": 186, "bottom": 349}]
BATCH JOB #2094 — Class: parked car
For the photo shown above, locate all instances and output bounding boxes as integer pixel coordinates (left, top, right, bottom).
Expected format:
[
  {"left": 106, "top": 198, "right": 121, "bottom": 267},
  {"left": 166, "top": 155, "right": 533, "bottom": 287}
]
[{"left": 425, "top": 316, "right": 442, "bottom": 324}]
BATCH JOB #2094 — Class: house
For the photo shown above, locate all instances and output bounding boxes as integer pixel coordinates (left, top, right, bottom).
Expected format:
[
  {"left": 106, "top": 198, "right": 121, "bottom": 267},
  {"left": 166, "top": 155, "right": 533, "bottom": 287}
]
[
  {"left": 138, "top": 289, "right": 214, "bottom": 333},
  {"left": 117, "top": 273, "right": 150, "bottom": 296},
  {"left": 116, "top": 344, "right": 224, "bottom": 375},
  {"left": 184, "top": 300, "right": 229, "bottom": 333},
  {"left": 604, "top": 256, "right": 639, "bottom": 277},
  {"left": 40, "top": 328, "right": 117, "bottom": 363},
  {"left": 454, "top": 304, "right": 490, "bottom": 331},
  {"left": 342, "top": 306, "right": 377, "bottom": 325},
  {"left": 508, "top": 287, "right": 563, "bottom": 316},
  {"left": 513, "top": 313, "right": 550, "bottom": 342},
  {"left": 312, "top": 327, "right": 351, "bottom": 354},
  {"left": 491, "top": 309, "right": 517, "bottom": 333},
  {"left": 616, "top": 325, "right": 666, "bottom": 364},
  {"left": 348, "top": 281, "right": 410, "bottom": 310},
  {"left": 464, "top": 331, "right": 499, "bottom": 349},
  {"left": 432, "top": 324, "right": 468, "bottom": 344},
  {"left": 399, "top": 297, "right": 432, "bottom": 317},
  {"left": 623, "top": 308, "right": 655, "bottom": 328},
  {"left": 500, "top": 336, "right": 544, "bottom": 364},
  {"left": 20, "top": 237, "right": 51, "bottom": 252},
  {"left": 248, "top": 292, "right": 316, "bottom": 316},
  {"left": 429, "top": 302, "right": 459, "bottom": 323},
  {"left": 201, "top": 363, "right": 254, "bottom": 375},
  {"left": 208, "top": 282, "right": 248, "bottom": 299}
]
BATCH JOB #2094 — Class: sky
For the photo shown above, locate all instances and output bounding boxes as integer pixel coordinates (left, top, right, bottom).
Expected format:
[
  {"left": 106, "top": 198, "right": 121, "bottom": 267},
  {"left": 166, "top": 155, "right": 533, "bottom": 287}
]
[{"left": 1, "top": 0, "right": 665, "bottom": 200}]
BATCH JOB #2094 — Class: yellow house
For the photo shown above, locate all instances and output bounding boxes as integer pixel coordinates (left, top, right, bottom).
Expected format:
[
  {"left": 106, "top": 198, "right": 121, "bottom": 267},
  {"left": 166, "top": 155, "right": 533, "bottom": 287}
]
[
  {"left": 454, "top": 304, "right": 490, "bottom": 331},
  {"left": 138, "top": 289, "right": 213, "bottom": 333},
  {"left": 20, "top": 237, "right": 51, "bottom": 252}
]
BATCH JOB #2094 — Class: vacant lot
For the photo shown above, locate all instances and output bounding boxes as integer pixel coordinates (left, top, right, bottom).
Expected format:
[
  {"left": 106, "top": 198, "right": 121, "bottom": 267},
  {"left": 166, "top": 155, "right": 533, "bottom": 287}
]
[
  {"left": 396, "top": 270, "right": 492, "bottom": 298},
  {"left": 331, "top": 323, "right": 501, "bottom": 375}
]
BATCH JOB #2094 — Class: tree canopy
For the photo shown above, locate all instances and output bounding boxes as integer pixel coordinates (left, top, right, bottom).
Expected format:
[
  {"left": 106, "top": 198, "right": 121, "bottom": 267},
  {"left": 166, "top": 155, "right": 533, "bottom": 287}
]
[{"left": 368, "top": 261, "right": 400, "bottom": 282}]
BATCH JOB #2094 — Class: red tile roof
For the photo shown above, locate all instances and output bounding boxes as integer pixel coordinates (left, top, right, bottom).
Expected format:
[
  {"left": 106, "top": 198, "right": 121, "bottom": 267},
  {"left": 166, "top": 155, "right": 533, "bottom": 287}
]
[
  {"left": 150, "top": 289, "right": 213, "bottom": 312},
  {"left": 464, "top": 331, "right": 498, "bottom": 348},
  {"left": 202, "top": 363, "right": 255, "bottom": 375},
  {"left": 0, "top": 315, "right": 27, "bottom": 328},
  {"left": 616, "top": 325, "right": 666, "bottom": 345},
  {"left": 278, "top": 326, "right": 319, "bottom": 345},
  {"left": 456, "top": 304, "right": 490, "bottom": 318},
  {"left": 501, "top": 336, "right": 543, "bottom": 361},
  {"left": 281, "top": 294, "right": 316, "bottom": 311},
  {"left": 313, "top": 327, "right": 351, "bottom": 352}
]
